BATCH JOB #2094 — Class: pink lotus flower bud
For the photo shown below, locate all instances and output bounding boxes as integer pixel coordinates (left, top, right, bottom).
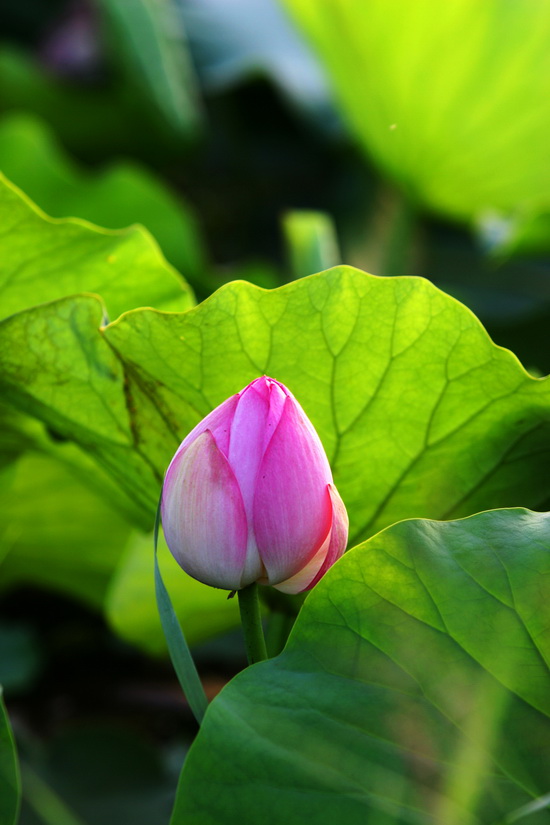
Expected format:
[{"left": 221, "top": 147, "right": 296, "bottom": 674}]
[{"left": 161, "top": 377, "right": 348, "bottom": 594}]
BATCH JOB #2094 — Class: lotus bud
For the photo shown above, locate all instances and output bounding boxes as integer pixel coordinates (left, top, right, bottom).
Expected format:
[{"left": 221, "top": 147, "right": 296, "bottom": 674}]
[{"left": 161, "top": 376, "right": 348, "bottom": 593}]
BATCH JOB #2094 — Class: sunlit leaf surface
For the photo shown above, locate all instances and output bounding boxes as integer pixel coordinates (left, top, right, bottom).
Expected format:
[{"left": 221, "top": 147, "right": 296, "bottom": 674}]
[
  {"left": 1, "top": 268, "right": 550, "bottom": 649},
  {"left": 2, "top": 268, "right": 549, "bottom": 538},
  {"left": 284, "top": 0, "right": 550, "bottom": 234},
  {"left": 0, "top": 174, "right": 193, "bottom": 322}
]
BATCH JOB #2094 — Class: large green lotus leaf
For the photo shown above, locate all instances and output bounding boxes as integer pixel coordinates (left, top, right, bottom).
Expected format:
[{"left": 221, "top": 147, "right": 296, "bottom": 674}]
[
  {"left": 172, "top": 509, "right": 550, "bottom": 825},
  {"left": 284, "top": 0, "right": 550, "bottom": 233},
  {"left": 1, "top": 267, "right": 550, "bottom": 546},
  {"left": 0, "top": 113, "right": 206, "bottom": 281},
  {"left": 2, "top": 267, "right": 550, "bottom": 652},
  {"left": 106, "top": 530, "right": 239, "bottom": 654},
  {"left": 0, "top": 691, "right": 20, "bottom": 825},
  {"left": 0, "top": 453, "right": 133, "bottom": 609},
  {"left": 0, "top": 174, "right": 193, "bottom": 322}
]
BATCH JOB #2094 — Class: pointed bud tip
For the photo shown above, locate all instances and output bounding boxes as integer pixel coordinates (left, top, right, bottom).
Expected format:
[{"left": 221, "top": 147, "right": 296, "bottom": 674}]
[{"left": 243, "top": 376, "right": 291, "bottom": 398}]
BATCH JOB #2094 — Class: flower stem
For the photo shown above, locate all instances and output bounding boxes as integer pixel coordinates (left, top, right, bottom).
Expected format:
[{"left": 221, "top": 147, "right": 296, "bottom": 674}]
[{"left": 238, "top": 584, "right": 268, "bottom": 665}]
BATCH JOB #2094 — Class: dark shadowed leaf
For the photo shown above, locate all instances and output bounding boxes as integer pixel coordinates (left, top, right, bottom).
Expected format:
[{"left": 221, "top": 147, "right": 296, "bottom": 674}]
[{"left": 172, "top": 509, "right": 550, "bottom": 825}]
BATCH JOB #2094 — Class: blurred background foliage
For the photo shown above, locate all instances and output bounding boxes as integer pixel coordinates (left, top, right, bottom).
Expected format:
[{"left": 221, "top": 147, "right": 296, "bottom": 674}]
[{"left": 1, "top": 1, "right": 549, "bottom": 823}]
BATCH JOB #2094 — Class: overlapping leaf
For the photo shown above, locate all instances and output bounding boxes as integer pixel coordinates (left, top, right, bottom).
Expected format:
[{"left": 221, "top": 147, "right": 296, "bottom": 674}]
[
  {"left": 0, "top": 174, "right": 193, "bottom": 322},
  {"left": 172, "top": 509, "right": 550, "bottom": 825}
]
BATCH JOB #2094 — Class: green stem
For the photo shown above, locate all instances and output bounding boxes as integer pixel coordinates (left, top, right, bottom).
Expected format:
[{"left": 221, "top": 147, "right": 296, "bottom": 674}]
[
  {"left": 378, "top": 188, "right": 417, "bottom": 277},
  {"left": 238, "top": 584, "right": 268, "bottom": 665},
  {"left": 154, "top": 496, "right": 208, "bottom": 725},
  {"left": 350, "top": 184, "right": 418, "bottom": 278},
  {"left": 282, "top": 210, "right": 341, "bottom": 279},
  {"left": 21, "top": 763, "right": 86, "bottom": 825}
]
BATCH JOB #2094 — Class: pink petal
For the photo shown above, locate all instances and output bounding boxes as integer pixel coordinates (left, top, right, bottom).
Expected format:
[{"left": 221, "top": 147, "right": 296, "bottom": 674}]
[
  {"left": 302, "top": 483, "right": 349, "bottom": 591},
  {"left": 273, "top": 484, "right": 348, "bottom": 594},
  {"left": 162, "top": 430, "right": 260, "bottom": 590},
  {"left": 240, "top": 377, "right": 288, "bottom": 454},
  {"left": 228, "top": 382, "right": 270, "bottom": 521},
  {"left": 263, "top": 380, "right": 287, "bottom": 453},
  {"left": 253, "top": 397, "right": 333, "bottom": 584},
  {"left": 271, "top": 518, "right": 332, "bottom": 594},
  {"left": 228, "top": 379, "right": 289, "bottom": 521},
  {"left": 246, "top": 376, "right": 288, "bottom": 400},
  {"left": 170, "top": 395, "right": 238, "bottom": 465}
]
